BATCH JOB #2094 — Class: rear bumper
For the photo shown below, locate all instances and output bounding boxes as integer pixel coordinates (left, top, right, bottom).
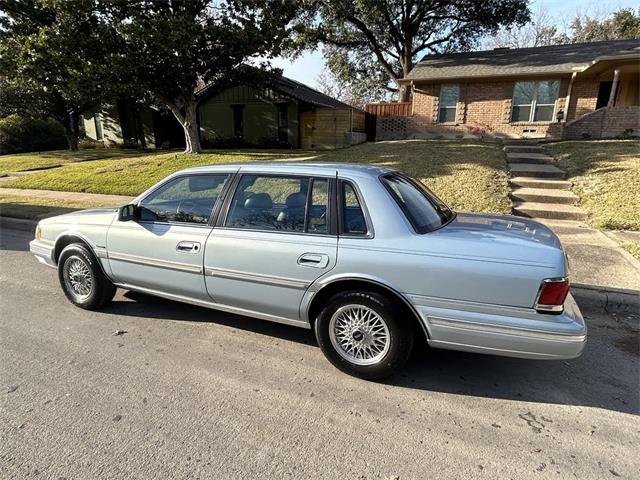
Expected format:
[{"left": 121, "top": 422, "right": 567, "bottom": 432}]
[
  {"left": 30, "top": 239, "right": 56, "bottom": 268},
  {"left": 413, "top": 293, "right": 587, "bottom": 360}
]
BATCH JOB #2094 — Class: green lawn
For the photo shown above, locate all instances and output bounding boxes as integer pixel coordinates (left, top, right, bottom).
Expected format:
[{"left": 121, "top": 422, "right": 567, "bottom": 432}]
[
  {"left": 0, "top": 148, "right": 160, "bottom": 175},
  {"left": 0, "top": 140, "right": 511, "bottom": 215},
  {"left": 544, "top": 140, "right": 640, "bottom": 231}
]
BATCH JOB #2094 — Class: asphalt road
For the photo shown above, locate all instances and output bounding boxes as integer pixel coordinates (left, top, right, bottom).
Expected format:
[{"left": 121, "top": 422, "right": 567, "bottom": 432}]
[{"left": 1, "top": 226, "right": 639, "bottom": 480}]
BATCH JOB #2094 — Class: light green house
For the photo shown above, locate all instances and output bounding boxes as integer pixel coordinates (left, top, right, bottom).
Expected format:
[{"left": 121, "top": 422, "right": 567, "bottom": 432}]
[{"left": 84, "top": 76, "right": 366, "bottom": 150}]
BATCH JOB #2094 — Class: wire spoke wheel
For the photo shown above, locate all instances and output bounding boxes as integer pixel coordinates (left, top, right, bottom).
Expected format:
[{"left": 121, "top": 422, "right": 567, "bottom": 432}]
[
  {"left": 329, "top": 304, "right": 391, "bottom": 366},
  {"left": 63, "top": 257, "right": 93, "bottom": 301}
]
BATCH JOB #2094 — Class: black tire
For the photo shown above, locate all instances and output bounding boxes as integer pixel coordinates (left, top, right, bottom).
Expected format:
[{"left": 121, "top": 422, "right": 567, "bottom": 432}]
[
  {"left": 57, "top": 243, "right": 116, "bottom": 310},
  {"left": 314, "top": 291, "right": 413, "bottom": 380}
]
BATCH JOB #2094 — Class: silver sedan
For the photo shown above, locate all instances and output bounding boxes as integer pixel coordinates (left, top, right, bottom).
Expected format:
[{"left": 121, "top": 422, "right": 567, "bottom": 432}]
[{"left": 30, "top": 163, "right": 586, "bottom": 379}]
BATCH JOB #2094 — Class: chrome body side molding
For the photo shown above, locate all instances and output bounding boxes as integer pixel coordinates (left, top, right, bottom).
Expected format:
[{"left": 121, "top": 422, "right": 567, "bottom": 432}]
[
  {"left": 204, "top": 266, "right": 310, "bottom": 290},
  {"left": 109, "top": 251, "right": 203, "bottom": 274}
]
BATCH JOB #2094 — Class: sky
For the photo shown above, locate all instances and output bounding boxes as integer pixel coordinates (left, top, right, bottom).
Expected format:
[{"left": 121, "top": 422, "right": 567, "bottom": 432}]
[{"left": 269, "top": 0, "right": 640, "bottom": 88}]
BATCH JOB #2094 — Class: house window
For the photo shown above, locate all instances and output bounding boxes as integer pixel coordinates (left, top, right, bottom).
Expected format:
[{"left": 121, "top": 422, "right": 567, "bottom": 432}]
[
  {"left": 93, "top": 113, "right": 103, "bottom": 140},
  {"left": 231, "top": 105, "right": 244, "bottom": 138},
  {"left": 276, "top": 103, "right": 289, "bottom": 143},
  {"left": 438, "top": 84, "right": 459, "bottom": 123},
  {"left": 511, "top": 80, "right": 560, "bottom": 123}
]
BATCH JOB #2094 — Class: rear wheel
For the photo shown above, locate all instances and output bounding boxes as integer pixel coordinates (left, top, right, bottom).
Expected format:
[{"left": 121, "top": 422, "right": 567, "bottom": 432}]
[
  {"left": 58, "top": 243, "right": 116, "bottom": 310},
  {"left": 315, "top": 291, "right": 413, "bottom": 380}
]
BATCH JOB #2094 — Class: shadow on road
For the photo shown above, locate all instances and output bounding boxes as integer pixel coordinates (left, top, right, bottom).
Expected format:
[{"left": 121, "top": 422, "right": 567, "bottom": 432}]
[
  {"left": 0, "top": 227, "right": 31, "bottom": 252},
  {"left": 106, "top": 290, "right": 639, "bottom": 416}
]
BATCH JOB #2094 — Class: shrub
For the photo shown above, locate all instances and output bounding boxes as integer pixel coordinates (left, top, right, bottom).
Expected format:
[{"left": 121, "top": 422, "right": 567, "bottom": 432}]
[{"left": 0, "top": 115, "right": 67, "bottom": 154}]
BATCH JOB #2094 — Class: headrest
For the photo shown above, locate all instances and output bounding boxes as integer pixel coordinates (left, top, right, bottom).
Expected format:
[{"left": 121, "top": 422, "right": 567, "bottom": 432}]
[
  {"left": 244, "top": 193, "right": 273, "bottom": 209},
  {"left": 285, "top": 192, "right": 306, "bottom": 208}
]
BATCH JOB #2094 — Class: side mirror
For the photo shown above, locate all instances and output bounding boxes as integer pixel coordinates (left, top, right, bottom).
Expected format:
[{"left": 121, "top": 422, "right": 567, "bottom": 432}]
[{"left": 118, "top": 204, "right": 139, "bottom": 222}]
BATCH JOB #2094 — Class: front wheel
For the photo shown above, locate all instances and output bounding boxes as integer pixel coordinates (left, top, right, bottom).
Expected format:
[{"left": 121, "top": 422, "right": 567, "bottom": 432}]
[
  {"left": 58, "top": 243, "right": 116, "bottom": 310},
  {"left": 314, "top": 291, "right": 413, "bottom": 380}
]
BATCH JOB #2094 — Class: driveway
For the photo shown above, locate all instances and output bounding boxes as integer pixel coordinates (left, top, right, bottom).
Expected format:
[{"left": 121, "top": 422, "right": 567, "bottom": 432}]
[{"left": 1, "top": 227, "right": 638, "bottom": 479}]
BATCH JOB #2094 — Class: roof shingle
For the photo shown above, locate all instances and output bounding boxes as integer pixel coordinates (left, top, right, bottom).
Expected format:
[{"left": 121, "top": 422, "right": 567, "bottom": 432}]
[{"left": 405, "top": 39, "right": 640, "bottom": 82}]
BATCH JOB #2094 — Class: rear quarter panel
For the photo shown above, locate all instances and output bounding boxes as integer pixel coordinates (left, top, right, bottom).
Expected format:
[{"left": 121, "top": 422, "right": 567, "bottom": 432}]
[{"left": 329, "top": 175, "right": 566, "bottom": 310}]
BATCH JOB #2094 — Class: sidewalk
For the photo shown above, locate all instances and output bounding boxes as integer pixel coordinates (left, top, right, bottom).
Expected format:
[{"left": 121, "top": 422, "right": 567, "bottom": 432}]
[
  {"left": 0, "top": 187, "right": 134, "bottom": 205},
  {"left": 542, "top": 219, "right": 640, "bottom": 293}
]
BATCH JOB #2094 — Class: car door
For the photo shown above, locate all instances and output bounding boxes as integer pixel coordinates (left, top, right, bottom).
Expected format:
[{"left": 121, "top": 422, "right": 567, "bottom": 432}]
[
  {"left": 204, "top": 172, "right": 338, "bottom": 322},
  {"left": 106, "top": 172, "right": 233, "bottom": 301}
]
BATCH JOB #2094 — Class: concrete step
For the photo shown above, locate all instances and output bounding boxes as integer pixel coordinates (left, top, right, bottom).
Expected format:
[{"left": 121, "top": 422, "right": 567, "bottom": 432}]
[
  {"left": 537, "top": 218, "right": 590, "bottom": 231},
  {"left": 508, "top": 163, "right": 565, "bottom": 179},
  {"left": 513, "top": 201, "right": 587, "bottom": 221},
  {"left": 510, "top": 187, "right": 579, "bottom": 205},
  {"left": 504, "top": 145, "right": 545, "bottom": 154},
  {"left": 506, "top": 152, "right": 554, "bottom": 164},
  {"left": 509, "top": 177, "right": 572, "bottom": 190}
]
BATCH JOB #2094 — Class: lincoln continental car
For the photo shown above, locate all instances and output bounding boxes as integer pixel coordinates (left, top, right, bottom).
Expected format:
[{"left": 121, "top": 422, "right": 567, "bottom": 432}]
[{"left": 30, "top": 163, "right": 586, "bottom": 379}]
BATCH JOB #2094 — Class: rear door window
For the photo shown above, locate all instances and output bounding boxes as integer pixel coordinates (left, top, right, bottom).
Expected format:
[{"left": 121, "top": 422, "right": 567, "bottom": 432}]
[
  {"left": 224, "top": 174, "right": 330, "bottom": 234},
  {"left": 340, "top": 182, "right": 367, "bottom": 235}
]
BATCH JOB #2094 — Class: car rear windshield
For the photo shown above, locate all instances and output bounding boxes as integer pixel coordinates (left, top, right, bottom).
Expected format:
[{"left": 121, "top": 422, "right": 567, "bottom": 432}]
[{"left": 381, "top": 173, "right": 455, "bottom": 233}]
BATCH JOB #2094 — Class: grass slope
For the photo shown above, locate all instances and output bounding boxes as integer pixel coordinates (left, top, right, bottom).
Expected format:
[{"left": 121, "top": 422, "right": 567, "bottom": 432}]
[
  {"left": 0, "top": 140, "right": 511, "bottom": 214},
  {"left": 0, "top": 149, "right": 154, "bottom": 175},
  {"left": 545, "top": 140, "right": 640, "bottom": 231}
]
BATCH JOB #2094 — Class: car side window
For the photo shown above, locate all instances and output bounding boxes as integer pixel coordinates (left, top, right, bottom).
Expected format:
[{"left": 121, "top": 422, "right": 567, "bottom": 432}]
[
  {"left": 341, "top": 182, "right": 367, "bottom": 235},
  {"left": 225, "top": 175, "right": 330, "bottom": 234},
  {"left": 308, "top": 178, "right": 329, "bottom": 233},
  {"left": 139, "top": 174, "right": 230, "bottom": 224}
]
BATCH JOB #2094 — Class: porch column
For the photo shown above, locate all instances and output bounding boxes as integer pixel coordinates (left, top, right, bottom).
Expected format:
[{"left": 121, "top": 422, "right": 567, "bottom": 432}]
[
  {"left": 607, "top": 69, "right": 620, "bottom": 108},
  {"left": 563, "top": 72, "right": 577, "bottom": 122}
]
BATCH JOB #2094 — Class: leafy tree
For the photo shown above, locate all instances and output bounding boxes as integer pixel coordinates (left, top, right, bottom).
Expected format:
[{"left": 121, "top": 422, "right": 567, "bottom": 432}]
[
  {"left": 316, "top": 55, "right": 392, "bottom": 108},
  {"left": 109, "top": 0, "right": 299, "bottom": 153},
  {"left": 0, "top": 0, "right": 118, "bottom": 150},
  {"left": 294, "top": 0, "right": 530, "bottom": 102},
  {"left": 570, "top": 8, "right": 640, "bottom": 42},
  {"left": 488, "top": 7, "right": 640, "bottom": 49},
  {"left": 485, "top": 9, "right": 567, "bottom": 49}
]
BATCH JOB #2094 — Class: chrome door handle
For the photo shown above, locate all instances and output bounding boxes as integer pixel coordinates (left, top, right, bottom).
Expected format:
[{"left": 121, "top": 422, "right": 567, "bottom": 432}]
[
  {"left": 176, "top": 241, "right": 200, "bottom": 253},
  {"left": 298, "top": 253, "right": 329, "bottom": 268}
]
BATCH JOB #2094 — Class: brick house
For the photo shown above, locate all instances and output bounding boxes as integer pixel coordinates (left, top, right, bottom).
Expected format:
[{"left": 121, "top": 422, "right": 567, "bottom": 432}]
[{"left": 379, "top": 39, "right": 639, "bottom": 140}]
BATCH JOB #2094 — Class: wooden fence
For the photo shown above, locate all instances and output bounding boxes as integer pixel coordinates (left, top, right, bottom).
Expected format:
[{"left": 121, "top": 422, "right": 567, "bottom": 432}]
[{"left": 364, "top": 102, "right": 411, "bottom": 117}]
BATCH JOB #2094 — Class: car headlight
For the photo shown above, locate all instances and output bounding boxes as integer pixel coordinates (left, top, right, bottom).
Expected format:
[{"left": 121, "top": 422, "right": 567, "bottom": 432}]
[{"left": 35, "top": 225, "right": 42, "bottom": 240}]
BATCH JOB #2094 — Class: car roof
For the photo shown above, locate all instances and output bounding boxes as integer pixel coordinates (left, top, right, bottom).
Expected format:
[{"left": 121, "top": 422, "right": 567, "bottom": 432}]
[{"left": 179, "top": 162, "right": 398, "bottom": 179}]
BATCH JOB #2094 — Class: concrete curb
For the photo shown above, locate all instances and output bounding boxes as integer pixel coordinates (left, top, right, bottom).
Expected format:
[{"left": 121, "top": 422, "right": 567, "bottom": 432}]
[
  {"left": 572, "top": 284, "right": 639, "bottom": 313},
  {"left": 0, "top": 216, "right": 37, "bottom": 232}
]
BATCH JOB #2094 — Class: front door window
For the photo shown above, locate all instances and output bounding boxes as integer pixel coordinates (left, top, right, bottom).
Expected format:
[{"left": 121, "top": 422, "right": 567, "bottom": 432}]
[{"left": 139, "top": 174, "right": 230, "bottom": 224}]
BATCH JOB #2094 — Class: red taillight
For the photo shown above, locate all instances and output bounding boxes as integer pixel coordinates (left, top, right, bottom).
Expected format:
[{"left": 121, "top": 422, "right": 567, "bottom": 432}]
[{"left": 536, "top": 278, "right": 570, "bottom": 312}]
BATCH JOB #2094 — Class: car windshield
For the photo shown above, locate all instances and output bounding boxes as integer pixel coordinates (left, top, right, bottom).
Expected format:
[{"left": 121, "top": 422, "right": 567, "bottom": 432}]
[{"left": 381, "top": 173, "right": 455, "bottom": 233}]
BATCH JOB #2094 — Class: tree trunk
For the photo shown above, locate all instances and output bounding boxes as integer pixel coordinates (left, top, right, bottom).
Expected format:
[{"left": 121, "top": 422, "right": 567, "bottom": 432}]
[
  {"left": 133, "top": 106, "right": 147, "bottom": 150},
  {"left": 64, "top": 110, "right": 80, "bottom": 151},
  {"left": 181, "top": 100, "right": 201, "bottom": 153},
  {"left": 159, "top": 93, "right": 202, "bottom": 154},
  {"left": 398, "top": 83, "right": 411, "bottom": 102},
  {"left": 397, "top": 54, "right": 413, "bottom": 103}
]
